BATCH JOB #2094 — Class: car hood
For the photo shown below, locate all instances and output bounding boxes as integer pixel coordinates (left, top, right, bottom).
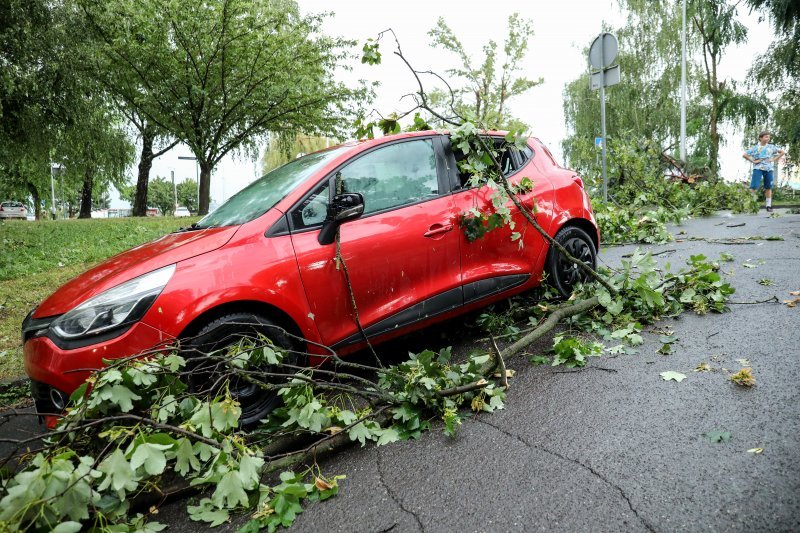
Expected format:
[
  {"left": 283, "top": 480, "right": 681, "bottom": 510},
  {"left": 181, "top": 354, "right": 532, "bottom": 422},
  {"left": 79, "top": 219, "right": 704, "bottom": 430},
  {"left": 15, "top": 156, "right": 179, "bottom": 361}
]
[{"left": 35, "top": 226, "right": 239, "bottom": 318}]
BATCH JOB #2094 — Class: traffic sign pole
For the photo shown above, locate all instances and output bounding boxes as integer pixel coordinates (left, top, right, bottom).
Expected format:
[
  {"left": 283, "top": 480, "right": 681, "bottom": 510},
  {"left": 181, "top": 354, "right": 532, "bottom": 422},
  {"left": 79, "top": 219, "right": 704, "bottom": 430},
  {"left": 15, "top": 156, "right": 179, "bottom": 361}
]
[
  {"left": 600, "top": 34, "right": 608, "bottom": 203},
  {"left": 589, "top": 31, "right": 618, "bottom": 204}
]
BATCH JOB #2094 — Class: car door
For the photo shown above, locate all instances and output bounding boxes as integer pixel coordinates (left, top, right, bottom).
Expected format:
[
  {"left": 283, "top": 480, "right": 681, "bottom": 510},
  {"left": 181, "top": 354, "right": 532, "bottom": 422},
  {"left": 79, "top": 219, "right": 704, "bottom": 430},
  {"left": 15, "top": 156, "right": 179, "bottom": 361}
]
[
  {"left": 289, "top": 136, "right": 463, "bottom": 349},
  {"left": 444, "top": 137, "right": 555, "bottom": 301}
]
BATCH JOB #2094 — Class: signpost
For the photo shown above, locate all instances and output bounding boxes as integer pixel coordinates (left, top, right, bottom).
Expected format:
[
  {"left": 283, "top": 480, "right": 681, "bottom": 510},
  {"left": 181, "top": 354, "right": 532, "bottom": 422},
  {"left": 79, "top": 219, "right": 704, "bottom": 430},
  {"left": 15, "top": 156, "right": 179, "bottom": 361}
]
[{"left": 589, "top": 32, "right": 620, "bottom": 202}]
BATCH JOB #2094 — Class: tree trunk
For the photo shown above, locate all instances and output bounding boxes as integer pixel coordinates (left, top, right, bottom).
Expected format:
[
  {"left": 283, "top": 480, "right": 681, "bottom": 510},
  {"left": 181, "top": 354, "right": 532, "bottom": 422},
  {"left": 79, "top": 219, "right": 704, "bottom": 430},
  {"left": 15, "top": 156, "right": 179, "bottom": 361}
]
[
  {"left": 709, "top": 101, "right": 719, "bottom": 180},
  {"left": 26, "top": 181, "right": 41, "bottom": 220},
  {"left": 79, "top": 168, "right": 93, "bottom": 219},
  {"left": 133, "top": 127, "right": 156, "bottom": 217},
  {"left": 198, "top": 161, "right": 212, "bottom": 215}
]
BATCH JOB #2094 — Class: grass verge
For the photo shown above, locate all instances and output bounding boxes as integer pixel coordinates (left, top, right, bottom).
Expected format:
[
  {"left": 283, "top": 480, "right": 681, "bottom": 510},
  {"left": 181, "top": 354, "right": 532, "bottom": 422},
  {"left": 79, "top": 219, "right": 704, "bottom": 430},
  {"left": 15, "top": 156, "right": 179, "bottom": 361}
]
[
  {"left": 0, "top": 216, "right": 198, "bottom": 281},
  {"left": 0, "top": 216, "right": 199, "bottom": 380}
]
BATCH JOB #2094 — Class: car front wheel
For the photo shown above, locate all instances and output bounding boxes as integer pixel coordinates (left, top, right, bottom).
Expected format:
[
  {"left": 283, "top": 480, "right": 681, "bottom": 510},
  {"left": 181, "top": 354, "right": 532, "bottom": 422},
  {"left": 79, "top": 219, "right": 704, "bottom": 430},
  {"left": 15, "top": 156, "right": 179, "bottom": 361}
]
[
  {"left": 546, "top": 225, "right": 597, "bottom": 298},
  {"left": 182, "top": 312, "right": 300, "bottom": 427}
]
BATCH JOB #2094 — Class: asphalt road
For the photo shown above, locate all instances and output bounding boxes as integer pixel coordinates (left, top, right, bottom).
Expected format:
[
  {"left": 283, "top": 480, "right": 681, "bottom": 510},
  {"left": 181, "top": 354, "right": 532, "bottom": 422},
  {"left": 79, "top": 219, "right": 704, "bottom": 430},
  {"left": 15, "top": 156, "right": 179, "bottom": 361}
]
[{"left": 2, "top": 210, "right": 799, "bottom": 532}]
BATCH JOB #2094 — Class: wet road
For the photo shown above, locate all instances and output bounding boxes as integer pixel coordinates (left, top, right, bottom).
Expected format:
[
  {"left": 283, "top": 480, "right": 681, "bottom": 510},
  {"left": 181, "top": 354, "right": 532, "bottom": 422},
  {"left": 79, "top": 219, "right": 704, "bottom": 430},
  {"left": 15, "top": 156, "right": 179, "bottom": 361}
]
[{"left": 3, "top": 210, "right": 799, "bottom": 532}]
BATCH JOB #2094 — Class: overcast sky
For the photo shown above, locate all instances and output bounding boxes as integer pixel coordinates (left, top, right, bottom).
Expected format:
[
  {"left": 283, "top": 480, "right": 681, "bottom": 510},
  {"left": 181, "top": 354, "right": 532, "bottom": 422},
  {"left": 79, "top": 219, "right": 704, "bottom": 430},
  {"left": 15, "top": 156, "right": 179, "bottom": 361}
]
[{"left": 136, "top": 0, "right": 777, "bottom": 210}]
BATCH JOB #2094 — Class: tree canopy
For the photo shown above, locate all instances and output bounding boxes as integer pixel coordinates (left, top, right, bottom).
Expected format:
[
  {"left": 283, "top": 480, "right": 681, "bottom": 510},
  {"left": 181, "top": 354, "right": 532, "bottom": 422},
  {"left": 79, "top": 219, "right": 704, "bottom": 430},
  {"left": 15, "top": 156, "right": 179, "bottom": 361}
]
[
  {"left": 426, "top": 13, "right": 542, "bottom": 130},
  {"left": 562, "top": 0, "right": 768, "bottom": 182},
  {"left": 79, "top": 0, "right": 368, "bottom": 215}
]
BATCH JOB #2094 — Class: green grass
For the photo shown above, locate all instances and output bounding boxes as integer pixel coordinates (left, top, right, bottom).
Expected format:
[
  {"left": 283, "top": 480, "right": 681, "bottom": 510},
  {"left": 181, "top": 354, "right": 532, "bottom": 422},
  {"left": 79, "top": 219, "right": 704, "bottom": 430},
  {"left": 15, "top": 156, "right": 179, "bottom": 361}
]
[
  {"left": 0, "top": 216, "right": 199, "bottom": 281},
  {"left": 0, "top": 216, "right": 199, "bottom": 380}
]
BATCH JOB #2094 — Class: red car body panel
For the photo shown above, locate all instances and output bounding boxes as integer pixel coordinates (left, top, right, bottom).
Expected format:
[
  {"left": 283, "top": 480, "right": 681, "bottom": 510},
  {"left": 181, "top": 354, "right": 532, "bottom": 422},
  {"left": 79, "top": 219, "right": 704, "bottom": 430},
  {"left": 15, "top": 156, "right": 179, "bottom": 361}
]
[
  {"left": 34, "top": 226, "right": 239, "bottom": 318},
  {"left": 292, "top": 193, "right": 462, "bottom": 348},
  {"left": 23, "top": 131, "right": 598, "bottom": 417},
  {"left": 141, "top": 212, "right": 323, "bottom": 349}
]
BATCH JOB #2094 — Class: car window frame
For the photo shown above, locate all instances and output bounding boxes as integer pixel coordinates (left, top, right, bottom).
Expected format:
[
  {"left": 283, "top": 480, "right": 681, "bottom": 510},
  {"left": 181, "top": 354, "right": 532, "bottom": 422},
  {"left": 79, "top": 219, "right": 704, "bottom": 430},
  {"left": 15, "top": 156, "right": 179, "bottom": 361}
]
[
  {"left": 284, "top": 135, "right": 451, "bottom": 234},
  {"left": 442, "top": 135, "right": 531, "bottom": 192}
]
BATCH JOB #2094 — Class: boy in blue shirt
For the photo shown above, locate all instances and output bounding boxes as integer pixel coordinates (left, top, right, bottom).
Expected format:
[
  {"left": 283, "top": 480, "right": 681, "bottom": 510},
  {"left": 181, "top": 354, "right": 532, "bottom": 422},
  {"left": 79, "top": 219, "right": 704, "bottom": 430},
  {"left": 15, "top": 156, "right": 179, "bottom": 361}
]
[{"left": 743, "top": 131, "right": 785, "bottom": 212}]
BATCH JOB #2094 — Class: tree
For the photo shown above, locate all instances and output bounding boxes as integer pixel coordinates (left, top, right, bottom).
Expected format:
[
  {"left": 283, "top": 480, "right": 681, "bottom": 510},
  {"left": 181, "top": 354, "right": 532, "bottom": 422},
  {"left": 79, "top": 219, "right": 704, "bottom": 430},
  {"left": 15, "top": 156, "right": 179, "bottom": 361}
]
[
  {"left": 427, "top": 13, "right": 542, "bottom": 130},
  {"left": 1, "top": 0, "right": 133, "bottom": 219},
  {"left": 123, "top": 111, "right": 178, "bottom": 217},
  {"left": 120, "top": 176, "right": 176, "bottom": 216},
  {"left": 0, "top": 0, "right": 72, "bottom": 219},
  {"left": 79, "top": 0, "right": 367, "bottom": 215},
  {"left": 563, "top": 1, "right": 702, "bottom": 179},
  {"left": 747, "top": 0, "right": 800, "bottom": 157},
  {"left": 176, "top": 179, "right": 198, "bottom": 215},
  {"left": 562, "top": 0, "right": 767, "bottom": 181},
  {"left": 693, "top": 0, "right": 756, "bottom": 177}
]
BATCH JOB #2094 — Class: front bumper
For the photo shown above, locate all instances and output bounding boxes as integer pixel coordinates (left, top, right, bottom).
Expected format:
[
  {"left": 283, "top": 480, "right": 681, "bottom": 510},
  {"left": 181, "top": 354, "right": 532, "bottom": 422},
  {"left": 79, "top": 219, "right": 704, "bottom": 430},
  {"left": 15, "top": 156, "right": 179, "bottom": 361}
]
[{"left": 24, "top": 320, "right": 174, "bottom": 405}]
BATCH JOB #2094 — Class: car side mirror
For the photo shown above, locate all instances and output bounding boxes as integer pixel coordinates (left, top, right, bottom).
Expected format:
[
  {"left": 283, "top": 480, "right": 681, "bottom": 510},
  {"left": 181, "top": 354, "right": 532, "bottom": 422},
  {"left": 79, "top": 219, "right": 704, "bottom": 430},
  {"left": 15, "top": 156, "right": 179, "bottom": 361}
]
[{"left": 317, "top": 193, "right": 365, "bottom": 245}]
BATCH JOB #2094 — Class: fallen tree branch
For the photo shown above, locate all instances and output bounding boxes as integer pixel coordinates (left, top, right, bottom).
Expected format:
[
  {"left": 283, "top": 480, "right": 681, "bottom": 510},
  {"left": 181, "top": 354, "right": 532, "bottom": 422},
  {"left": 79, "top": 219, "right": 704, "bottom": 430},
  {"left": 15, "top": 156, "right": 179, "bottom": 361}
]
[
  {"left": 501, "top": 296, "right": 601, "bottom": 359},
  {"left": 490, "top": 335, "right": 508, "bottom": 389}
]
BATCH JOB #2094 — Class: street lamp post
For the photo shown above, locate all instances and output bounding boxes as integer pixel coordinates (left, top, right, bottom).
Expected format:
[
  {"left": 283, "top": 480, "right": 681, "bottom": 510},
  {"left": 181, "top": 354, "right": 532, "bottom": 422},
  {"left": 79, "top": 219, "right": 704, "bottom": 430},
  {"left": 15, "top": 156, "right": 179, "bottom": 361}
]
[
  {"left": 680, "top": 0, "right": 687, "bottom": 163},
  {"left": 171, "top": 170, "right": 177, "bottom": 211}
]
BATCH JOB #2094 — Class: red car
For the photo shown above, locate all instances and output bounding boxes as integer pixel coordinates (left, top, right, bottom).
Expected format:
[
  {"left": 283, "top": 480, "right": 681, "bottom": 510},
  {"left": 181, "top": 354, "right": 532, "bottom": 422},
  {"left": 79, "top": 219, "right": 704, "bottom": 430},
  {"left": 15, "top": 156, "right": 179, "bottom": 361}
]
[{"left": 23, "top": 131, "right": 598, "bottom": 425}]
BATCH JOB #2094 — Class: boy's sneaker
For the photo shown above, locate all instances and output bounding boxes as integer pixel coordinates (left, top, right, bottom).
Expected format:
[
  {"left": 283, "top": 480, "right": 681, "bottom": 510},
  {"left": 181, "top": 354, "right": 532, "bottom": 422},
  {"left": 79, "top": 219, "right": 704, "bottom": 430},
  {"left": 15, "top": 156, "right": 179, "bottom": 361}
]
[{"left": 766, "top": 206, "right": 773, "bottom": 212}]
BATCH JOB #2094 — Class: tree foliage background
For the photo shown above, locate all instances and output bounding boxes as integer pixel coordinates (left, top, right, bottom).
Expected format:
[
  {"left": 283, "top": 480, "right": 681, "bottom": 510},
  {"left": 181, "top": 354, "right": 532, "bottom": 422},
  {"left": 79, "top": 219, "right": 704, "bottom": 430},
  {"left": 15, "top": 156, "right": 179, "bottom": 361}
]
[{"left": 562, "top": 0, "right": 780, "bottom": 187}]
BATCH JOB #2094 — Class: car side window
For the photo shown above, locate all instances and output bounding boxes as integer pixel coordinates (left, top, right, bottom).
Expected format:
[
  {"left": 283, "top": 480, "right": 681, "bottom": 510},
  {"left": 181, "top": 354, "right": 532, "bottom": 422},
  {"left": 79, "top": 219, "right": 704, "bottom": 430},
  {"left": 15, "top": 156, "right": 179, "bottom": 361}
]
[
  {"left": 452, "top": 137, "right": 519, "bottom": 188},
  {"left": 338, "top": 139, "right": 439, "bottom": 216},
  {"left": 291, "top": 180, "right": 330, "bottom": 229}
]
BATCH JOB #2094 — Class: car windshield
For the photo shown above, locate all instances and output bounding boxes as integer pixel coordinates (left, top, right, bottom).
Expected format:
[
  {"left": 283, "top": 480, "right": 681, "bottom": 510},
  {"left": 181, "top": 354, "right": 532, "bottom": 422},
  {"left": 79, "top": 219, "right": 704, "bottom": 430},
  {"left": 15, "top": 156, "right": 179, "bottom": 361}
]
[{"left": 194, "top": 146, "right": 348, "bottom": 228}]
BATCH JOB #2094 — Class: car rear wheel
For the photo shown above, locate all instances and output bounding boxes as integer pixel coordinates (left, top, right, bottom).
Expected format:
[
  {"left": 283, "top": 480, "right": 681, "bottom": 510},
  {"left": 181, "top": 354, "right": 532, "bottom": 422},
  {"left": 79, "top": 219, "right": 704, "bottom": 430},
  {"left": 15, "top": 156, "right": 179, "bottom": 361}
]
[
  {"left": 546, "top": 225, "right": 597, "bottom": 298},
  {"left": 182, "top": 312, "right": 301, "bottom": 427}
]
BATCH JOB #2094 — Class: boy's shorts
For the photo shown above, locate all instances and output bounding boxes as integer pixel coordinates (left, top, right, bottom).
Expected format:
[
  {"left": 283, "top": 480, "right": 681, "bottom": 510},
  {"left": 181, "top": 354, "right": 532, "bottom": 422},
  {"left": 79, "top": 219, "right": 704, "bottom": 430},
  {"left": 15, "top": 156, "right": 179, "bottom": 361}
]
[{"left": 751, "top": 169, "right": 774, "bottom": 190}]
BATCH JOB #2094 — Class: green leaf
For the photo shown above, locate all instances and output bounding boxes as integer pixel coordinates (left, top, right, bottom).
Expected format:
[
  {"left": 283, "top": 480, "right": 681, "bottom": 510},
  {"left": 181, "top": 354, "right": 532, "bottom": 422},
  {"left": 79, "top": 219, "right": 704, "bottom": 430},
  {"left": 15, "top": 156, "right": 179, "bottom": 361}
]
[
  {"left": 375, "top": 427, "right": 400, "bottom": 446},
  {"left": 660, "top": 371, "right": 687, "bottom": 382},
  {"left": 97, "top": 449, "right": 138, "bottom": 495},
  {"left": 213, "top": 471, "right": 250, "bottom": 509},
  {"left": 52, "top": 522, "right": 83, "bottom": 533},
  {"left": 175, "top": 438, "right": 201, "bottom": 476},
  {"left": 188, "top": 498, "right": 230, "bottom": 527},
  {"left": 210, "top": 399, "right": 241, "bottom": 433},
  {"left": 130, "top": 442, "right": 171, "bottom": 476},
  {"left": 108, "top": 384, "right": 142, "bottom": 412},
  {"left": 347, "top": 422, "right": 373, "bottom": 446},
  {"left": 237, "top": 454, "right": 263, "bottom": 490}
]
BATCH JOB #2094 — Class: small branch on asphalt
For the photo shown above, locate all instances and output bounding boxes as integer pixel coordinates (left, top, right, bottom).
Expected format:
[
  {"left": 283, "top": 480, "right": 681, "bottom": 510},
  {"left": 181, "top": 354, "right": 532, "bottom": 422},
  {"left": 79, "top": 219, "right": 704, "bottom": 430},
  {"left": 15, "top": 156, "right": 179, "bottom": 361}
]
[
  {"left": 728, "top": 296, "right": 779, "bottom": 305},
  {"left": 622, "top": 249, "right": 676, "bottom": 258},
  {"left": 490, "top": 335, "right": 509, "bottom": 389},
  {"left": 554, "top": 367, "right": 618, "bottom": 374},
  {"left": 726, "top": 223, "right": 746, "bottom": 228}
]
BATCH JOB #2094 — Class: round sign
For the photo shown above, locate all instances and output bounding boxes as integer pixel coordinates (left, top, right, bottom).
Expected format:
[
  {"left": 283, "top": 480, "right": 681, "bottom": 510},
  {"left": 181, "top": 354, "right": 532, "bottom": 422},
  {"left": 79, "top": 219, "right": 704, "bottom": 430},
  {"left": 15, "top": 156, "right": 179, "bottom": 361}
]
[{"left": 589, "top": 33, "right": 618, "bottom": 69}]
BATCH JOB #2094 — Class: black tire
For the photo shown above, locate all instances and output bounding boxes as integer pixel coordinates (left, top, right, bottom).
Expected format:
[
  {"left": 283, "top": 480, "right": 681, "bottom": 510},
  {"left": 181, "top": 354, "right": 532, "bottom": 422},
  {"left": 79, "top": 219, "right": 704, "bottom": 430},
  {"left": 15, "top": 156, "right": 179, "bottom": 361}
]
[
  {"left": 546, "top": 225, "right": 597, "bottom": 298},
  {"left": 182, "top": 312, "right": 300, "bottom": 427}
]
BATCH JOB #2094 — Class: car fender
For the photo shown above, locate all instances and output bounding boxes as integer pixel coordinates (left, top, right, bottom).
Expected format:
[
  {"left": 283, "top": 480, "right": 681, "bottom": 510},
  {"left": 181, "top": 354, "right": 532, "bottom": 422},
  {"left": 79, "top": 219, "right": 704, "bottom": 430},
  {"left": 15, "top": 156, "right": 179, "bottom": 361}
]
[{"left": 140, "top": 234, "right": 323, "bottom": 349}]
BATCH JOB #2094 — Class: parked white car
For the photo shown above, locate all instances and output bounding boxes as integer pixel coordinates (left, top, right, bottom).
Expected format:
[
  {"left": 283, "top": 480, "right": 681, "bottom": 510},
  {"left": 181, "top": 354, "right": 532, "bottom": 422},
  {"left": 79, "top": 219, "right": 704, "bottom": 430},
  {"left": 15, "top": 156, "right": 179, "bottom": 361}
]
[
  {"left": 0, "top": 201, "right": 27, "bottom": 220},
  {"left": 174, "top": 206, "right": 191, "bottom": 217}
]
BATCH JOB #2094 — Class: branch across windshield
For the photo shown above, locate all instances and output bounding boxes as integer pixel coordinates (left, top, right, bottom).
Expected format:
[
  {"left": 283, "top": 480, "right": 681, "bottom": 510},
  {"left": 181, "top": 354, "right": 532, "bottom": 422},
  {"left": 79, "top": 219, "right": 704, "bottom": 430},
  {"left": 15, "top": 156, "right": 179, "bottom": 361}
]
[{"left": 195, "top": 146, "right": 349, "bottom": 228}]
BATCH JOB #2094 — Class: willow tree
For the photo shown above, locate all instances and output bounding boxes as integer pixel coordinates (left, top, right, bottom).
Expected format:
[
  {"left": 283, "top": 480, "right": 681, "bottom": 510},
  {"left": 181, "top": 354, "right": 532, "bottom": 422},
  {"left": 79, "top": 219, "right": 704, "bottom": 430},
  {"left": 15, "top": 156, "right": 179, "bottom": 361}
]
[
  {"left": 79, "top": 0, "right": 367, "bottom": 215},
  {"left": 563, "top": 0, "right": 767, "bottom": 181},
  {"left": 562, "top": 0, "right": 703, "bottom": 178},
  {"left": 692, "top": 0, "right": 758, "bottom": 177}
]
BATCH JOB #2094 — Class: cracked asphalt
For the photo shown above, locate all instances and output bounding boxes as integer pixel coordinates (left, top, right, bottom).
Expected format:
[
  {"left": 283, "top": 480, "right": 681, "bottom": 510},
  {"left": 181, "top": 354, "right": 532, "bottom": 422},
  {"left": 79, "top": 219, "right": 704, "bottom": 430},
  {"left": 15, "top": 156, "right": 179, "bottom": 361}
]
[{"left": 3, "top": 210, "right": 799, "bottom": 531}]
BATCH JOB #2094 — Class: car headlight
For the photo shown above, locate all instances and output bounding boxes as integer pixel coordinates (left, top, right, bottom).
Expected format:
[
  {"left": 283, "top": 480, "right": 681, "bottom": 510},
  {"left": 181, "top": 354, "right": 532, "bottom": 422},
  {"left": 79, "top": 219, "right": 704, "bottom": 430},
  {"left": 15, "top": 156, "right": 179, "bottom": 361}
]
[{"left": 51, "top": 265, "right": 176, "bottom": 340}]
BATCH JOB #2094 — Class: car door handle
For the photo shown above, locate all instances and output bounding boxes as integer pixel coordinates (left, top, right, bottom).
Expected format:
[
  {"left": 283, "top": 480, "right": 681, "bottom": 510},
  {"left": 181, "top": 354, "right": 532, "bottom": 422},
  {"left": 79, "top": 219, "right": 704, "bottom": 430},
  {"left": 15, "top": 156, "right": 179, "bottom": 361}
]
[{"left": 424, "top": 223, "right": 454, "bottom": 238}]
